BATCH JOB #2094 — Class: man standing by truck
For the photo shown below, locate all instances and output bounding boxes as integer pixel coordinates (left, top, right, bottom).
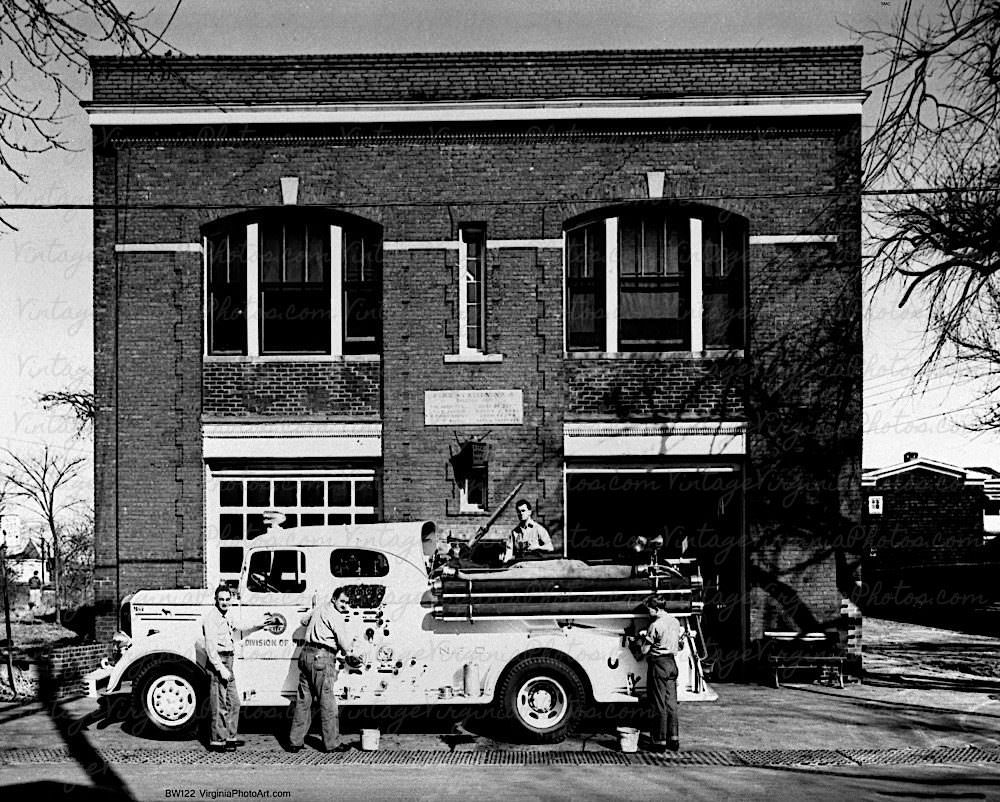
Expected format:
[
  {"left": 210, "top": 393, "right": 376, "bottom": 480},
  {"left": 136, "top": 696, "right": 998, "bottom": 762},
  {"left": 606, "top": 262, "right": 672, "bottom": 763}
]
[
  {"left": 286, "top": 587, "right": 354, "bottom": 752},
  {"left": 202, "top": 584, "right": 275, "bottom": 752},
  {"left": 638, "top": 594, "right": 683, "bottom": 752}
]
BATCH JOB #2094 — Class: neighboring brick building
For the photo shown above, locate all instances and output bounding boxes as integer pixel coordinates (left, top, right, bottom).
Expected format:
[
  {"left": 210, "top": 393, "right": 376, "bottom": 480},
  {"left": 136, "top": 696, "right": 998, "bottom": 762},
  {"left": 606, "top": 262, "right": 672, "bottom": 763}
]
[
  {"left": 862, "top": 453, "right": 991, "bottom": 566},
  {"left": 87, "top": 47, "right": 864, "bottom": 672}
]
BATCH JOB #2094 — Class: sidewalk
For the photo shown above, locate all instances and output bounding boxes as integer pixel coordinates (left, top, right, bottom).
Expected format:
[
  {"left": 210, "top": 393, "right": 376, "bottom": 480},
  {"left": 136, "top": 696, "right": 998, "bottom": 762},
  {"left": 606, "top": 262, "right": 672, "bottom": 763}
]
[{"left": 2, "top": 616, "right": 999, "bottom": 759}]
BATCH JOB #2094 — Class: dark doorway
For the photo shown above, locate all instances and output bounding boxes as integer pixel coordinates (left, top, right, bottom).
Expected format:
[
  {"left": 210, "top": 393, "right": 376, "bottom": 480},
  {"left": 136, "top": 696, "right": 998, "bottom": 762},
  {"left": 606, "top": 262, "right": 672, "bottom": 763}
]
[{"left": 566, "top": 468, "right": 744, "bottom": 673}]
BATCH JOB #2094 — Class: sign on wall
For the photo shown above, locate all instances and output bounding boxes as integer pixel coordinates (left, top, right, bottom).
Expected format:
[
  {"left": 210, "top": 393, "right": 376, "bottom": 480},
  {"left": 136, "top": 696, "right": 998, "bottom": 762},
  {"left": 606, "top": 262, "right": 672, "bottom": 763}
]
[
  {"left": 424, "top": 390, "right": 523, "bottom": 425},
  {"left": 868, "top": 495, "right": 884, "bottom": 515}
]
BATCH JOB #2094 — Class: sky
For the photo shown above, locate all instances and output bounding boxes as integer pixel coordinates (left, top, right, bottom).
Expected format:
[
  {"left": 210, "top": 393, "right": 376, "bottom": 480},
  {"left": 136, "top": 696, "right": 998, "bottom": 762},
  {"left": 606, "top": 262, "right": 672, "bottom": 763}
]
[{"left": 1, "top": 0, "right": 995, "bottom": 515}]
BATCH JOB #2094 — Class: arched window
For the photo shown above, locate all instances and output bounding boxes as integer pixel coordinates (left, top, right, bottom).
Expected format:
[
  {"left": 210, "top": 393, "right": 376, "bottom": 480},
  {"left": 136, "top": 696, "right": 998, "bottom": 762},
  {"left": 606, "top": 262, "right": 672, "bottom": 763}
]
[
  {"left": 204, "top": 210, "right": 382, "bottom": 356},
  {"left": 565, "top": 206, "right": 746, "bottom": 353}
]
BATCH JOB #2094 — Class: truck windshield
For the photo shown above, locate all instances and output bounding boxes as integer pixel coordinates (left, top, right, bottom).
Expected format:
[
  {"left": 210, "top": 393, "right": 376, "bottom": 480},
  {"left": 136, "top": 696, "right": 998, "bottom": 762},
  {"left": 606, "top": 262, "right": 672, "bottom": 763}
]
[{"left": 247, "top": 549, "right": 306, "bottom": 593}]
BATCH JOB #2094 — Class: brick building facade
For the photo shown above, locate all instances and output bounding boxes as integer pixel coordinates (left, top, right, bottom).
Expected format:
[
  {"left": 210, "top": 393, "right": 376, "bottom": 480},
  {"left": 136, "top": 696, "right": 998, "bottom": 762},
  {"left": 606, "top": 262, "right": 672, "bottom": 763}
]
[
  {"left": 88, "top": 48, "right": 864, "bottom": 672},
  {"left": 862, "top": 454, "right": 989, "bottom": 566}
]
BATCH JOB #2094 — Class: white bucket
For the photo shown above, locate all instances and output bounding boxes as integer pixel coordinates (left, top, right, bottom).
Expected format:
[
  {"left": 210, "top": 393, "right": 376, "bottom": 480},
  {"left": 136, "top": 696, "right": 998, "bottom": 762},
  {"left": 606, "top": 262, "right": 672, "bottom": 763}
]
[
  {"left": 617, "top": 726, "right": 640, "bottom": 753},
  {"left": 361, "top": 728, "right": 380, "bottom": 751}
]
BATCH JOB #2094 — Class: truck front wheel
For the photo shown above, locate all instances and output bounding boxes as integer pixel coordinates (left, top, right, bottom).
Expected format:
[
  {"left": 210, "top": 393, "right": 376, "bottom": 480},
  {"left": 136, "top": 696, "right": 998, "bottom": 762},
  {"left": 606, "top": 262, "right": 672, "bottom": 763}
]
[
  {"left": 499, "top": 656, "right": 585, "bottom": 743},
  {"left": 133, "top": 664, "right": 204, "bottom": 737}
]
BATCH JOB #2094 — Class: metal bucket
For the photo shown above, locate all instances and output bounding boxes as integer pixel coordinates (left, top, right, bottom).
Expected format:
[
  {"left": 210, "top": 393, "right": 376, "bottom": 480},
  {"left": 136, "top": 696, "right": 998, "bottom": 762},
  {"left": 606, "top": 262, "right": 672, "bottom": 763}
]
[
  {"left": 617, "top": 726, "right": 640, "bottom": 753},
  {"left": 361, "top": 728, "right": 380, "bottom": 751}
]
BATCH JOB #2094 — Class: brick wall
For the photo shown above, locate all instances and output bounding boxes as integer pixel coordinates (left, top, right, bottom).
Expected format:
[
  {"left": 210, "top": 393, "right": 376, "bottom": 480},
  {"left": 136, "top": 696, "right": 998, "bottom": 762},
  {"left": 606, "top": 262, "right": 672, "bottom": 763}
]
[
  {"left": 864, "top": 469, "right": 985, "bottom": 565},
  {"left": 45, "top": 643, "right": 107, "bottom": 698},
  {"left": 92, "top": 51, "right": 862, "bottom": 654},
  {"left": 90, "top": 47, "right": 861, "bottom": 106},
  {"left": 203, "top": 361, "right": 380, "bottom": 418}
]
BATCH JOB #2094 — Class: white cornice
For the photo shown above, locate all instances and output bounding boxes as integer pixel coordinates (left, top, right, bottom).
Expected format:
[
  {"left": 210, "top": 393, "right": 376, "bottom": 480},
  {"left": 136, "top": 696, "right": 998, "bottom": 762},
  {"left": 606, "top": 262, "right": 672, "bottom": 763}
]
[
  {"left": 564, "top": 421, "right": 746, "bottom": 457},
  {"left": 202, "top": 421, "right": 382, "bottom": 459},
  {"left": 87, "top": 94, "right": 866, "bottom": 127}
]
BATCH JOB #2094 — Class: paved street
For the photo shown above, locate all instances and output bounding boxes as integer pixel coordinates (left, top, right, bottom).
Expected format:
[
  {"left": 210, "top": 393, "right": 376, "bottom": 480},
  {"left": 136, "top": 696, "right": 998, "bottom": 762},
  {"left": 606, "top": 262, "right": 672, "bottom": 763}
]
[{"left": 3, "top": 616, "right": 1000, "bottom": 800}]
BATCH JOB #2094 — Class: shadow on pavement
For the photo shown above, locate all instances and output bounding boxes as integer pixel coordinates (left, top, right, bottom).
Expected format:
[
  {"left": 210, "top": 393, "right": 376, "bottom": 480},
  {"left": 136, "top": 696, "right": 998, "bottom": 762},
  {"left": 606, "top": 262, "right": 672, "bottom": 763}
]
[{"left": 0, "top": 780, "right": 133, "bottom": 802}]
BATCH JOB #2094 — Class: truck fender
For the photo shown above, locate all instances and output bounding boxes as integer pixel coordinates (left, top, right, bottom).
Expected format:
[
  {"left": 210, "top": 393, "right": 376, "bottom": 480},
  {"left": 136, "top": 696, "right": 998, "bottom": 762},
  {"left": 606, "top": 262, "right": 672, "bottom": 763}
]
[{"left": 107, "top": 633, "right": 204, "bottom": 693}]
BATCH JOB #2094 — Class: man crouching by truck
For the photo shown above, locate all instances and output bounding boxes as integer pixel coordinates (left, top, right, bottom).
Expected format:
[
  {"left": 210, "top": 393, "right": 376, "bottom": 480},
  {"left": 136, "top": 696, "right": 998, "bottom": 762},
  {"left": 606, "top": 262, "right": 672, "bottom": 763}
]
[{"left": 202, "top": 584, "right": 276, "bottom": 752}]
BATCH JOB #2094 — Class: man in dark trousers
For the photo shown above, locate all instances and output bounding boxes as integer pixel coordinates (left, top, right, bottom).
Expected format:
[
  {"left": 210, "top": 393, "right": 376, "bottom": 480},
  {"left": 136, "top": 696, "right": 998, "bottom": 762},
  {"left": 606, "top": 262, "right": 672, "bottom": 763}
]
[
  {"left": 287, "top": 587, "right": 354, "bottom": 752},
  {"left": 201, "top": 584, "right": 274, "bottom": 752},
  {"left": 638, "top": 594, "right": 683, "bottom": 752}
]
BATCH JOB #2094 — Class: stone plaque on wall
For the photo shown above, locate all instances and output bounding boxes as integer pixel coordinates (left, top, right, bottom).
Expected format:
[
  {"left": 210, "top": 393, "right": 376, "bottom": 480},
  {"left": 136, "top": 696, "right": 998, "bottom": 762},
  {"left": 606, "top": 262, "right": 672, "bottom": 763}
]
[{"left": 424, "top": 389, "right": 524, "bottom": 425}]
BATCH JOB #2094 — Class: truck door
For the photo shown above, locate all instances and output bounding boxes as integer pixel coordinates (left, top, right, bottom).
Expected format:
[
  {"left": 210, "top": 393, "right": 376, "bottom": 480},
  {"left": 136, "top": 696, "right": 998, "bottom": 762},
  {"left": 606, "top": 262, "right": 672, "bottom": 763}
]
[{"left": 236, "top": 547, "right": 310, "bottom": 699}]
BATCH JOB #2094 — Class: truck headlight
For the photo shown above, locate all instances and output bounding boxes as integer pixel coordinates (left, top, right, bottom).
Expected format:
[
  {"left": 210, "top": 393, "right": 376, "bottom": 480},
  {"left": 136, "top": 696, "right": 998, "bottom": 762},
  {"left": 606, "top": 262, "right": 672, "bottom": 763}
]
[{"left": 106, "top": 632, "right": 132, "bottom": 666}]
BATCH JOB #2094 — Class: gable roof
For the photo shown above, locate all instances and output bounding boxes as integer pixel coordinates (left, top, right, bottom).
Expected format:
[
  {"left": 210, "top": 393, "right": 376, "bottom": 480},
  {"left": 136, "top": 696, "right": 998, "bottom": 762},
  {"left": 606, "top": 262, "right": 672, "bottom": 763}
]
[{"left": 863, "top": 456, "right": 988, "bottom": 487}]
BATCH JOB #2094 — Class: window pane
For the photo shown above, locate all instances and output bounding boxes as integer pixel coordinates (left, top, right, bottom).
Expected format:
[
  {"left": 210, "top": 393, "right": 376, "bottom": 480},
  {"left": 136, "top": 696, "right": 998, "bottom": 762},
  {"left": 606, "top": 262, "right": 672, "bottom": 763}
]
[
  {"left": 306, "top": 225, "right": 328, "bottom": 283},
  {"left": 283, "top": 513, "right": 298, "bottom": 528},
  {"left": 345, "top": 233, "right": 364, "bottom": 283},
  {"left": 642, "top": 218, "right": 663, "bottom": 276},
  {"left": 328, "top": 481, "right": 351, "bottom": 506},
  {"left": 209, "top": 233, "right": 229, "bottom": 285},
  {"left": 344, "top": 287, "right": 378, "bottom": 351},
  {"left": 327, "top": 513, "right": 351, "bottom": 525},
  {"left": 247, "top": 481, "right": 270, "bottom": 506},
  {"left": 301, "top": 513, "right": 325, "bottom": 526},
  {"left": 285, "top": 223, "right": 305, "bottom": 282},
  {"left": 355, "top": 481, "right": 376, "bottom": 507},
  {"left": 568, "top": 229, "right": 586, "bottom": 278},
  {"left": 274, "top": 481, "right": 298, "bottom": 506},
  {"left": 247, "top": 549, "right": 306, "bottom": 593},
  {"left": 219, "top": 547, "right": 244, "bottom": 574},
  {"left": 330, "top": 549, "right": 389, "bottom": 578},
  {"left": 247, "top": 514, "right": 267, "bottom": 540},
  {"left": 261, "top": 287, "right": 332, "bottom": 354},
  {"left": 260, "top": 224, "right": 282, "bottom": 283},
  {"left": 355, "top": 513, "right": 380, "bottom": 524},
  {"left": 301, "top": 480, "right": 324, "bottom": 507},
  {"left": 619, "top": 220, "right": 640, "bottom": 276},
  {"left": 219, "top": 481, "right": 243, "bottom": 507},
  {"left": 220, "top": 514, "right": 243, "bottom": 541}
]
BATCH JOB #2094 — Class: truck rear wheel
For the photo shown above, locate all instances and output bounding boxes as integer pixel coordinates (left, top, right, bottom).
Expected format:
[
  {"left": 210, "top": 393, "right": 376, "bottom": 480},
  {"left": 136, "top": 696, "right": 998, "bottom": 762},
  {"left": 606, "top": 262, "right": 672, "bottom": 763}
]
[
  {"left": 499, "top": 656, "right": 585, "bottom": 743},
  {"left": 133, "top": 663, "right": 204, "bottom": 737}
]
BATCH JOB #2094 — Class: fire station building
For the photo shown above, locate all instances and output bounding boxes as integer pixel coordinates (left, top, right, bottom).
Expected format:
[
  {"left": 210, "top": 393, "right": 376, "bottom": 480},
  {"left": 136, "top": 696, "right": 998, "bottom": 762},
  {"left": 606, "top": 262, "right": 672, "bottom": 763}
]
[{"left": 89, "top": 47, "right": 864, "bottom": 671}]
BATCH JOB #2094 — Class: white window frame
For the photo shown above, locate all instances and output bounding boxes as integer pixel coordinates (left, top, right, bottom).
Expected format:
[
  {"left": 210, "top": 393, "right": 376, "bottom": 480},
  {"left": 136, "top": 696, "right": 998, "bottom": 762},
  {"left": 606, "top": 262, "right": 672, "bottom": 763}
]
[
  {"left": 206, "top": 222, "right": 381, "bottom": 360},
  {"left": 446, "top": 227, "right": 503, "bottom": 364},
  {"left": 205, "top": 467, "right": 378, "bottom": 586},
  {"left": 566, "top": 213, "right": 745, "bottom": 355},
  {"left": 458, "top": 466, "right": 488, "bottom": 514}
]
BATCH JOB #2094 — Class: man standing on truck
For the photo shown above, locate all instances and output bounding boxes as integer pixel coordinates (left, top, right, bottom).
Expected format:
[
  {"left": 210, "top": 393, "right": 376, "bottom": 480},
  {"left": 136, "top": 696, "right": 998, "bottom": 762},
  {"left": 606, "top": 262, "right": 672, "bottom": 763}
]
[
  {"left": 202, "top": 584, "right": 276, "bottom": 752},
  {"left": 637, "top": 594, "right": 683, "bottom": 752},
  {"left": 286, "top": 587, "right": 354, "bottom": 753},
  {"left": 508, "top": 499, "right": 554, "bottom": 559}
]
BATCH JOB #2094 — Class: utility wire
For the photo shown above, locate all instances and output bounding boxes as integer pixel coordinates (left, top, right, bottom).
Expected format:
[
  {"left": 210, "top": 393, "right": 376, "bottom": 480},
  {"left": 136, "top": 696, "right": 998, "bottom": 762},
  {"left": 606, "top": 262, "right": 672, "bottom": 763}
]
[{"left": 1, "top": 184, "right": 999, "bottom": 211}]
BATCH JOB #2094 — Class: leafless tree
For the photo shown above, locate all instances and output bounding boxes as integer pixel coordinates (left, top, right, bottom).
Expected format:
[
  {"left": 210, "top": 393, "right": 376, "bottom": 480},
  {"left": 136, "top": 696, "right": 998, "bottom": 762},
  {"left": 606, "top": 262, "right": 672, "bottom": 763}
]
[
  {"left": 0, "top": 1, "right": 178, "bottom": 229},
  {"left": 38, "top": 388, "right": 95, "bottom": 436},
  {"left": 3, "top": 447, "right": 85, "bottom": 626},
  {"left": 858, "top": 0, "right": 1000, "bottom": 420}
]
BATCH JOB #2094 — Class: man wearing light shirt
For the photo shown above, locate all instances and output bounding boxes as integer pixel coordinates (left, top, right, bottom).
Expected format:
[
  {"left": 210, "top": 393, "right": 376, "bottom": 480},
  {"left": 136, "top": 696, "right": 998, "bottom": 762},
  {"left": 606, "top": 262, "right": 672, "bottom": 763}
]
[
  {"left": 201, "top": 583, "right": 274, "bottom": 752},
  {"left": 508, "top": 499, "right": 554, "bottom": 559},
  {"left": 286, "top": 587, "right": 355, "bottom": 752}
]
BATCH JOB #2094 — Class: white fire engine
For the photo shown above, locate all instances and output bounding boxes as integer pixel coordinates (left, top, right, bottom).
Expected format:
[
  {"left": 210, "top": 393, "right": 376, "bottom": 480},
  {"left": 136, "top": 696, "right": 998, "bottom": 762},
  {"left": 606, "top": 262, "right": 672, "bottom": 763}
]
[{"left": 88, "top": 522, "right": 715, "bottom": 742}]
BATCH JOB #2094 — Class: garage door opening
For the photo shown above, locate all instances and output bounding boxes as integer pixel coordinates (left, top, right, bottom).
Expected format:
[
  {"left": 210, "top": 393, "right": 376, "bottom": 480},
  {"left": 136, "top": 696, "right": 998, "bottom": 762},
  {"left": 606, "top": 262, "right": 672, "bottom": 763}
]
[{"left": 566, "top": 466, "right": 745, "bottom": 673}]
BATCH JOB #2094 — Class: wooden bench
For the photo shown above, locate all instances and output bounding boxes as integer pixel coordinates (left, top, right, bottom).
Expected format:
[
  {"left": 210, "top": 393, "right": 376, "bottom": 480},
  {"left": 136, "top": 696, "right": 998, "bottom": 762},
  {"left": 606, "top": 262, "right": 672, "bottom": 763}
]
[{"left": 764, "top": 631, "right": 845, "bottom": 689}]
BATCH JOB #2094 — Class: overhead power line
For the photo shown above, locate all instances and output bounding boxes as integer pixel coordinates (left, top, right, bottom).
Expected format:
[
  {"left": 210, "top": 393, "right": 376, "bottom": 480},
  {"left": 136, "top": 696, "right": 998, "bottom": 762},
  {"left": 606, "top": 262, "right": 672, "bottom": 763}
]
[{"left": 0, "top": 184, "right": 999, "bottom": 212}]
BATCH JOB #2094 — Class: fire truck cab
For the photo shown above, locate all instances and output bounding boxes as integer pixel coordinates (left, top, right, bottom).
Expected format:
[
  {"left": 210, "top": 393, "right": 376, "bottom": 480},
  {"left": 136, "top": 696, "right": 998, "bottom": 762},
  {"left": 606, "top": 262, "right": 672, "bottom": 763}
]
[{"left": 88, "top": 522, "right": 714, "bottom": 742}]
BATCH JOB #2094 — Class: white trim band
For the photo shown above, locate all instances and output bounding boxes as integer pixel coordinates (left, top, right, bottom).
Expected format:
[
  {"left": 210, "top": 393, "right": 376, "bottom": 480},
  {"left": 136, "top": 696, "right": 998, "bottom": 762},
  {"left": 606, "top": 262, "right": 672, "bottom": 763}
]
[
  {"left": 115, "top": 243, "right": 203, "bottom": 253},
  {"left": 749, "top": 235, "right": 839, "bottom": 245},
  {"left": 564, "top": 421, "right": 746, "bottom": 457},
  {"left": 384, "top": 241, "right": 461, "bottom": 251},
  {"left": 202, "top": 421, "right": 382, "bottom": 459},
  {"left": 88, "top": 94, "right": 866, "bottom": 127},
  {"left": 487, "top": 239, "right": 564, "bottom": 249}
]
